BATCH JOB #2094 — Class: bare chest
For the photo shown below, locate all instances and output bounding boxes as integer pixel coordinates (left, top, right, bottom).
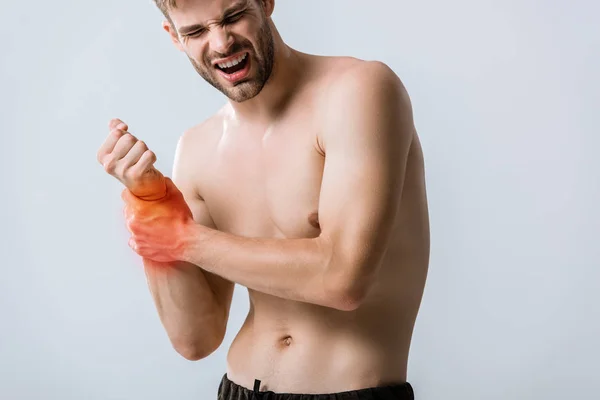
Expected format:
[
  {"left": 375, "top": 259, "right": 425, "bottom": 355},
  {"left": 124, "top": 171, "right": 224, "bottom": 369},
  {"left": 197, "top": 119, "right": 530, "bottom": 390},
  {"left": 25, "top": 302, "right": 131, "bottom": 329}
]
[{"left": 201, "top": 121, "right": 324, "bottom": 239}]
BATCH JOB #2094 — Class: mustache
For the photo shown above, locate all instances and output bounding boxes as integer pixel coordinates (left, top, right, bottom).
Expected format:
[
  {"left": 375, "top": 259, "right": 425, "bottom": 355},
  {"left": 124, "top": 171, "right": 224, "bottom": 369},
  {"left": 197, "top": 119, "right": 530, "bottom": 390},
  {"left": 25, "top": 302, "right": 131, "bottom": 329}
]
[{"left": 207, "top": 42, "right": 253, "bottom": 63}]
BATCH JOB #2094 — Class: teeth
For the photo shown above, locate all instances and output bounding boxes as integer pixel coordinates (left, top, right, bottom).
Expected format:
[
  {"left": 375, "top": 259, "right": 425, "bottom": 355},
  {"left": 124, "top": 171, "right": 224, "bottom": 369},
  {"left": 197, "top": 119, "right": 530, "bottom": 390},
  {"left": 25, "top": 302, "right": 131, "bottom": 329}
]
[{"left": 218, "top": 53, "right": 247, "bottom": 69}]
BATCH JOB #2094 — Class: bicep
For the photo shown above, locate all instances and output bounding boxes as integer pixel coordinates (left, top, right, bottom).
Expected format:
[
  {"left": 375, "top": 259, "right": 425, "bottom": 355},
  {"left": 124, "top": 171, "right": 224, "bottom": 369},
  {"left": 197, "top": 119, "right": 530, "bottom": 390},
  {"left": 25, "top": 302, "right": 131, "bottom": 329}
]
[{"left": 318, "top": 62, "right": 415, "bottom": 284}]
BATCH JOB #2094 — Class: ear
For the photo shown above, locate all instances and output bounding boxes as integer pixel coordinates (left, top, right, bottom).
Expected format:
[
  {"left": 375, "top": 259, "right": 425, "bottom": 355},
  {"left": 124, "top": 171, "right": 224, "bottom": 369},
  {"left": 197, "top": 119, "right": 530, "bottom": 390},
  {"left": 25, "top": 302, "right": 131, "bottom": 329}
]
[
  {"left": 162, "top": 19, "right": 184, "bottom": 52},
  {"left": 259, "top": 0, "right": 275, "bottom": 18}
]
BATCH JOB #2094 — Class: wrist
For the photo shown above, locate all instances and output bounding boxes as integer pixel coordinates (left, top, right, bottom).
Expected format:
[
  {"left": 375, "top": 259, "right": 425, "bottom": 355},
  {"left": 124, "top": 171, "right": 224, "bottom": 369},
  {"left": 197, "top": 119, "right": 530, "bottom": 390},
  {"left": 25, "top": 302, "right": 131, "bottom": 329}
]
[
  {"left": 176, "top": 221, "right": 206, "bottom": 264},
  {"left": 129, "top": 174, "right": 168, "bottom": 201}
]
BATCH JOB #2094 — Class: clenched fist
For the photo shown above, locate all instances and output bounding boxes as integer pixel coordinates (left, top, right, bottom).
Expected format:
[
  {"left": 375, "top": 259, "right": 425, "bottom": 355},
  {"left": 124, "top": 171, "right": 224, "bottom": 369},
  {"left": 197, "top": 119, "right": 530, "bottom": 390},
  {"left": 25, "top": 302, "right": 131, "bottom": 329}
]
[
  {"left": 97, "top": 118, "right": 167, "bottom": 201},
  {"left": 98, "top": 118, "right": 195, "bottom": 263}
]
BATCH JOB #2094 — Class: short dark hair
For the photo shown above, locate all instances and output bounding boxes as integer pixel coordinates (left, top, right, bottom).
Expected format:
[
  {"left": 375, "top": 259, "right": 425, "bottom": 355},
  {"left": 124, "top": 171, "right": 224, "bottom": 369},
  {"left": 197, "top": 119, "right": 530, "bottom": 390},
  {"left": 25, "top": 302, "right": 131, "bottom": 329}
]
[
  {"left": 153, "top": 0, "right": 177, "bottom": 17},
  {"left": 154, "top": 0, "right": 262, "bottom": 27},
  {"left": 153, "top": 0, "right": 179, "bottom": 28}
]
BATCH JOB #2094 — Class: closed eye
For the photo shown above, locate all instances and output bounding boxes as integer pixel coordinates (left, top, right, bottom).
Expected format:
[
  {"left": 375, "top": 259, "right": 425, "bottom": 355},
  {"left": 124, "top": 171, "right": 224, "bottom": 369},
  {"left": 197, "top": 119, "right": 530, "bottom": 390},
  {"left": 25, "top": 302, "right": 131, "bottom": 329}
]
[
  {"left": 187, "top": 28, "right": 206, "bottom": 38},
  {"left": 223, "top": 12, "right": 244, "bottom": 25},
  {"left": 183, "top": 10, "right": 245, "bottom": 37}
]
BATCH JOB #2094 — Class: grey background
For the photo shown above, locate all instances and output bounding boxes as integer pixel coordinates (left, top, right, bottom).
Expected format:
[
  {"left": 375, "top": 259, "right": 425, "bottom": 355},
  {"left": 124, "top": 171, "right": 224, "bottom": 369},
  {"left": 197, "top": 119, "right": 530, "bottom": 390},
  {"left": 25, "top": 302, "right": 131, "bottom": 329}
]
[{"left": 1, "top": 0, "right": 598, "bottom": 399}]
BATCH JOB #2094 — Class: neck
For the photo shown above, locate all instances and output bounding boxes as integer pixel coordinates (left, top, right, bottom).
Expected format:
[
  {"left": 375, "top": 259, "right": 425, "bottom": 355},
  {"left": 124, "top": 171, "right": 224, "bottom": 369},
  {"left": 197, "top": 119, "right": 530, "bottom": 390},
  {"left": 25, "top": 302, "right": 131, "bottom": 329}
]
[{"left": 227, "top": 22, "right": 304, "bottom": 123}]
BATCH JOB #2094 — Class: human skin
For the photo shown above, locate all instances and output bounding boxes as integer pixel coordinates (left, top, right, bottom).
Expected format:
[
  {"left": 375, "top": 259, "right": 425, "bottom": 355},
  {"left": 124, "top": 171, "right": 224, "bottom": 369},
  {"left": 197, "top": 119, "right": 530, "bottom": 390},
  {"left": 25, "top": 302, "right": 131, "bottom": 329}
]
[
  {"left": 98, "top": 120, "right": 228, "bottom": 356},
  {"left": 100, "top": 0, "right": 430, "bottom": 394}
]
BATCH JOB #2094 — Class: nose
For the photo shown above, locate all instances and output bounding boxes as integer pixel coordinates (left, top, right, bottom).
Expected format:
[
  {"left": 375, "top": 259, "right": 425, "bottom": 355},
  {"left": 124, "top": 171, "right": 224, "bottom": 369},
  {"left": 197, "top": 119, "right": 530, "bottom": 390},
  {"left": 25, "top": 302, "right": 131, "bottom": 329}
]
[{"left": 209, "top": 25, "right": 234, "bottom": 56}]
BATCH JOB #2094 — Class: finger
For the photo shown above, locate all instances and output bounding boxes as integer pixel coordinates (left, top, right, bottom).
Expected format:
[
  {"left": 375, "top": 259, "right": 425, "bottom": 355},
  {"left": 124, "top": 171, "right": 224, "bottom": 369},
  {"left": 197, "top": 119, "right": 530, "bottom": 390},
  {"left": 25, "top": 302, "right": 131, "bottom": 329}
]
[
  {"left": 129, "top": 150, "right": 157, "bottom": 175},
  {"left": 109, "top": 118, "right": 128, "bottom": 131},
  {"left": 97, "top": 128, "right": 127, "bottom": 164},
  {"left": 121, "top": 187, "right": 149, "bottom": 210},
  {"left": 123, "top": 202, "right": 133, "bottom": 218},
  {"left": 121, "top": 187, "right": 137, "bottom": 204},
  {"left": 128, "top": 237, "right": 137, "bottom": 251},
  {"left": 120, "top": 140, "right": 148, "bottom": 170},
  {"left": 111, "top": 133, "right": 139, "bottom": 161},
  {"left": 121, "top": 187, "right": 154, "bottom": 216}
]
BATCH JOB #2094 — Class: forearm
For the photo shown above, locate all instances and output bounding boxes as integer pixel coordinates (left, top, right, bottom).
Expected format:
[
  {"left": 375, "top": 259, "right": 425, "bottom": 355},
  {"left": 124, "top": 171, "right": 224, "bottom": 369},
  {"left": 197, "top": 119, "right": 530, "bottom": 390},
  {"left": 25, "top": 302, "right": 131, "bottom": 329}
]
[
  {"left": 179, "top": 225, "right": 354, "bottom": 309},
  {"left": 143, "top": 257, "right": 225, "bottom": 359}
]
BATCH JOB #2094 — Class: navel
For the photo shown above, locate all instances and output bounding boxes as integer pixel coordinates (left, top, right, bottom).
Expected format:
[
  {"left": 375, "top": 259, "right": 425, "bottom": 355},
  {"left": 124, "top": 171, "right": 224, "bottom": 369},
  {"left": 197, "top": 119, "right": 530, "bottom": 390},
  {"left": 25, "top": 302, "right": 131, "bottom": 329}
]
[{"left": 280, "top": 335, "right": 293, "bottom": 347}]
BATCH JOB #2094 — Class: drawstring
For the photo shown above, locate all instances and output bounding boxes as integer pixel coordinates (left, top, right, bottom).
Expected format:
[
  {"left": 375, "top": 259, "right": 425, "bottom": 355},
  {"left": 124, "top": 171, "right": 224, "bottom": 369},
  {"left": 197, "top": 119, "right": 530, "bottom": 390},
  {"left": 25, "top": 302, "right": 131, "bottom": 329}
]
[{"left": 253, "top": 378, "right": 261, "bottom": 393}]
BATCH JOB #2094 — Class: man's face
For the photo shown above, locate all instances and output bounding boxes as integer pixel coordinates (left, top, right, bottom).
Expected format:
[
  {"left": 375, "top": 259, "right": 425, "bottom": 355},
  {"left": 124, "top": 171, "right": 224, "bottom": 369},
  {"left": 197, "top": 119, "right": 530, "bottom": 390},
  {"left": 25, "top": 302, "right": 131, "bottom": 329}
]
[{"left": 166, "top": 0, "right": 275, "bottom": 102}]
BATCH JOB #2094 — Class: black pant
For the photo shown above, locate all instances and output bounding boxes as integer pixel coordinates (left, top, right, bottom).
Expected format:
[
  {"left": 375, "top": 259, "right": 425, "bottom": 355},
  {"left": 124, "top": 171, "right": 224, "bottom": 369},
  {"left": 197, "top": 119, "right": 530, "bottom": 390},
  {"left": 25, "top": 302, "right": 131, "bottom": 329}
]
[{"left": 217, "top": 374, "right": 415, "bottom": 400}]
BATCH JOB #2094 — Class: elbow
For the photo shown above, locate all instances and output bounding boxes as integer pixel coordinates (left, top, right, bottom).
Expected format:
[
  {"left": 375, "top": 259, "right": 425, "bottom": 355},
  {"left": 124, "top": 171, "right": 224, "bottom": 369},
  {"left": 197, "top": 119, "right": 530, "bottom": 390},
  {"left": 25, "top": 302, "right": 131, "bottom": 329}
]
[
  {"left": 329, "top": 285, "right": 368, "bottom": 311},
  {"left": 323, "top": 272, "right": 372, "bottom": 312},
  {"left": 318, "top": 237, "right": 378, "bottom": 311},
  {"left": 172, "top": 331, "right": 224, "bottom": 361},
  {"left": 174, "top": 343, "right": 214, "bottom": 361}
]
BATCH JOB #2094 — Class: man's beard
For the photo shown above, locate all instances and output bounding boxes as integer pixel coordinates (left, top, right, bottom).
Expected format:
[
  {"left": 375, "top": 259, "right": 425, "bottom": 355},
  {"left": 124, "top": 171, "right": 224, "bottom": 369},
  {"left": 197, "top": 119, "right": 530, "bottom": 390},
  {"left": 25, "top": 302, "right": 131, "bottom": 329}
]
[{"left": 187, "top": 21, "right": 275, "bottom": 103}]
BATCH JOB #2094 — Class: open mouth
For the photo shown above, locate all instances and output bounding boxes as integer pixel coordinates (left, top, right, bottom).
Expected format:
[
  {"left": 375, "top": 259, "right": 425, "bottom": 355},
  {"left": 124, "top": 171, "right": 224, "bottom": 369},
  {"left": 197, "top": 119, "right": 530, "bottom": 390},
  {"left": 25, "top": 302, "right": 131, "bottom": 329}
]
[{"left": 215, "top": 52, "right": 250, "bottom": 76}]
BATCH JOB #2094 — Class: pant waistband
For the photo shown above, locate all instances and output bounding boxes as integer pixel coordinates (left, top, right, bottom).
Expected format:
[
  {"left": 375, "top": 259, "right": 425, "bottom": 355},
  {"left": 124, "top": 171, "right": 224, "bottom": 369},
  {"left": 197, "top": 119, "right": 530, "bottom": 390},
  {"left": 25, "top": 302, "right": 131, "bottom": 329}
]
[{"left": 217, "top": 373, "right": 415, "bottom": 399}]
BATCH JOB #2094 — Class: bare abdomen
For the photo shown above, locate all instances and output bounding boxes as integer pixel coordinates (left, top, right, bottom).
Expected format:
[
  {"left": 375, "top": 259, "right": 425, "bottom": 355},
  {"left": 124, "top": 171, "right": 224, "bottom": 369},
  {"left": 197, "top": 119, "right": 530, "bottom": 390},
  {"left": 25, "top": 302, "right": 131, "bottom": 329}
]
[
  {"left": 225, "top": 289, "right": 415, "bottom": 394},
  {"left": 224, "top": 197, "right": 428, "bottom": 394}
]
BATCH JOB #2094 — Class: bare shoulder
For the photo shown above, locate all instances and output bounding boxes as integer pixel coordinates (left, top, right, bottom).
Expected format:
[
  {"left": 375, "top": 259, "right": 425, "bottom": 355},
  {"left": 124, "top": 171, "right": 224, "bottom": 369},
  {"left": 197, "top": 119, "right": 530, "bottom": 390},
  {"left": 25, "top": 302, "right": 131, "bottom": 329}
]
[
  {"left": 313, "top": 58, "right": 411, "bottom": 121},
  {"left": 332, "top": 59, "right": 407, "bottom": 102},
  {"left": 172, "top": 105, "right": 227, "bottom": 194},
  {"left": 178, "top": 106, "right": 227, "bottom": 152},
  {"left": 314, "top": 58, "right": 413, "bottom": 144}
]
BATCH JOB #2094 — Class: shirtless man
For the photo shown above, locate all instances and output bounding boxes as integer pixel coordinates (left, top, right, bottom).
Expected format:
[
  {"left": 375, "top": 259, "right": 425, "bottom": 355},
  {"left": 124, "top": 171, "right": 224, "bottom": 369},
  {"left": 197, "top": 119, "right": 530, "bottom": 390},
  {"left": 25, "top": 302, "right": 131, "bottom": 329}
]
[{"left": 97, "top": 0, "right": 430, "bottom": 398}]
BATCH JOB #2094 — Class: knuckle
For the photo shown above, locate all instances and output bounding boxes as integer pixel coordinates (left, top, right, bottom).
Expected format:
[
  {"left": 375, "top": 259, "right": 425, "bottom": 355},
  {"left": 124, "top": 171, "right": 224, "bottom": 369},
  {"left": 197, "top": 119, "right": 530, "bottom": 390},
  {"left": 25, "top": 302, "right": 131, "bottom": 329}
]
[
  {"left": 116, "top": 136, "right": 133, "bottom": 148},
  {"left": 123, "top": 169, "right": 137, "bottom": 181},
  {"left": 115, "top": 165, "right": 128, "bottom": 178},
  {"left": 121, "top": 133, "right": 137, "bottom": 143},
  {"left": 103, "top": 158, "right": 117, "bottom": 173},
  {"left": 128, "top": 219, "right": 141, "bottom": 232},
  {"left": 110, "top": 128, "right": 124, "bottom": 138}
]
